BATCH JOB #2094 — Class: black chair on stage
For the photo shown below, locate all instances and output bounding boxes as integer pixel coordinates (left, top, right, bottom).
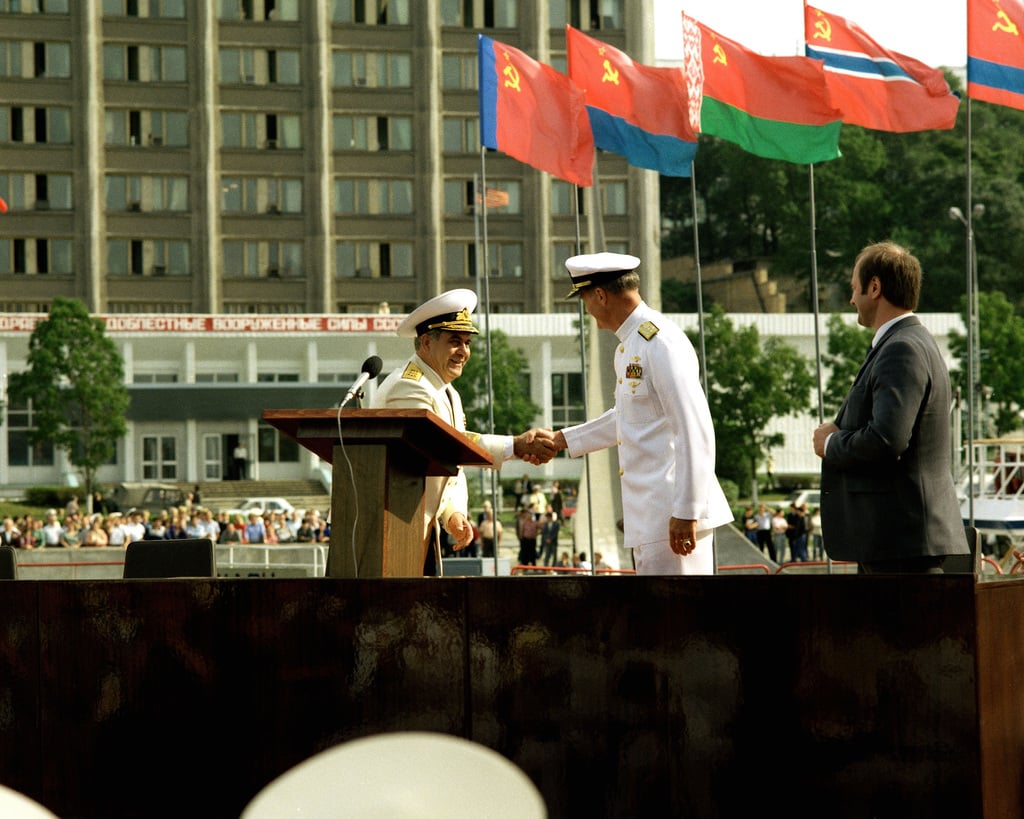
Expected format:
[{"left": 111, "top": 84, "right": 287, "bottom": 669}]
[
  {"left": 123, "top": 538, "right": 216, "bottom": 579},
  {"left": 0, "top": 545, "right": 17, "bottom": 580}
]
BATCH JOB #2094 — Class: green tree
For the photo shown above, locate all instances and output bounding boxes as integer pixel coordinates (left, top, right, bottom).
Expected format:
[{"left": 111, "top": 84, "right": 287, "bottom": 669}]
[
  {"left": 458, "top": 329, "right": 541, "bottom": 435},
  {"left": 690, "top": 305, "right": 815, "bottom": 493},
  {"left": 9, "top": 297, "right": 129, "bottom": 504},
  {"left": 821, "top": 313, "right": 873, "bottom": 419},
  {"left": 948, "top": 290, "right": 1024, "bottom": 436}
]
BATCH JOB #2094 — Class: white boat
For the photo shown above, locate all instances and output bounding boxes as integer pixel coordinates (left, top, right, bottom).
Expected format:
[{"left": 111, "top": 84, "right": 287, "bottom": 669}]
[{"left": 959, "top": 438, "right": 1024, "bottom": 568}]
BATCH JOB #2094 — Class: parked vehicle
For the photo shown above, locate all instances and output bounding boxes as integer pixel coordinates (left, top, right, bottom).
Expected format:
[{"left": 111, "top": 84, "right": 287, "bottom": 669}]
[
  {"left": 786, "top": 489, "right": 820, "bottom": 508},
  {"left": 240, "top": 497, "right": 295, "bottom": 516}
]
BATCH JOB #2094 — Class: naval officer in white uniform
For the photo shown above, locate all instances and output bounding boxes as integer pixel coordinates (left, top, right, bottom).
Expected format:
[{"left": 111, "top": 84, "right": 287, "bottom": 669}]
[
  {"left": 374, "top": 288, "right": 556, "bottom": 575},
  {"left": 550, "top": 252, "right": 733, "bottom": 575}
]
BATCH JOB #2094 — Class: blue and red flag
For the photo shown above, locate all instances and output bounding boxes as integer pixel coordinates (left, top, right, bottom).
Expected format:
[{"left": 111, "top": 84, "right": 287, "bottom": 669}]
[
  {"left": 804, "top": 3, "right": 959, "bottom": 132},
  {"left": 566, "top": 25, "right": 697, "bottom": 177},
  {"left": 478, "top": 34, "right": 594, "bottom": 187},
  {"left": 968, "top": 0, "right": 1024, "bottom": 111}
]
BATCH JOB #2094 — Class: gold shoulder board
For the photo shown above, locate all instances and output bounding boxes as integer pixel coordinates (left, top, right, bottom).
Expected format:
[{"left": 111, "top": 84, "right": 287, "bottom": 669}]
[
  {"left": 638, "top": 321, "right": 659, "bottom": 340},
  {"left": 401, "top": 362, "right": 423, "bottom": 381}
]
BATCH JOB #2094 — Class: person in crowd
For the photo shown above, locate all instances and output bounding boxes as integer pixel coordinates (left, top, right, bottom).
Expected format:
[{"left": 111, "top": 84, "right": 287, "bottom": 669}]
[
  {"left": 548, "top": 481, "right": 565, "bottom": 521},
  {"left": 194, "top": 507, "right": 220, "bottom": 542},
  {"left": 809, "top": 506, "right": 824, "bottom": 560},
  {"left": 123, "top": 509, "right": 147, "bottom": 544},
  {"left": 742, "top": 505, "right": 759, "bottom": 545},
  {"left": 41, "top": 509, "right": 64, "bottom": 548},
  {"left": 515, "top": 504, "right": 539, "bottom": 566},
  {"left": 478, "top": 506, "right": 502, "bottom": 558},
  {"left": 1, "top": 516, "right": 22, "bottom": 548},
  {"left": 755, "top": 502, "right": 775, "bottom": 561},
  {"left": 65, "top": 495, "right": 80, "bottom": 520},
  {"left": 60, "top": 519, "right": 82, "bottom": 548},
  {"left": 539, "top": 509, "right": 561, "bottom": 567},
  {"left": 546, "top": 252, "right": 733, "bottom": 575},
  {"left": 813, "top": 241, "right": 968, "bottom": 573},
  {"left": 295, "top": 514, "right": 316, "bottom": 543},
  {"left": 167, "top": 509, "right": 188, "bottom": 540},
  {"left": 527, "top": 484, "right": 547, "bottom": 516},
  {"left": 372, "top": 288, "right": 556, "bottom": 575},
  {"left": 145, "top": 513, "right": 169, "bottom": 540},
  {"left": 593, "top": 552, "right": 611, "bottom": 571},
  {"left": 233, "top": 441, "right": 248, "bottom": 480},
  {"left": 785, "top": 503, "right": 809, "bottom": 562},
  {"left": 218, "top": 518, "right": 245, "bottom": 545},
  {"left": 556, "top": 551, "right": 573, "bottom": 569},
  {"left": 82, "top": 514, "right": 109, "bottom": 547},
  {"left": 244, "top": 511, "right": 267, "bottom": 544},
  {"left": 573, "top": 551, "right": 593, "bottom": 571},
  {"left": 107, "top": 512, "right": 129, "bottom": 547},
  {"left": 771, "top": 508, "right": 789, "bottom": 564}
]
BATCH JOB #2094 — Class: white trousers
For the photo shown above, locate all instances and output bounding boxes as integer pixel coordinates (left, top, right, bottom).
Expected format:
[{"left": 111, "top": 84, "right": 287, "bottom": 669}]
[{"left": 632, "top": 528, "right": 716, "bottom": 576}]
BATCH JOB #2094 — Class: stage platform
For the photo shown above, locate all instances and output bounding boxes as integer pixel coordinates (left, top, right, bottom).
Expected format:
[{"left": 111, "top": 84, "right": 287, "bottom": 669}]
[{"left": 0, "top": 574, "right": 1020, "bottom": 818}]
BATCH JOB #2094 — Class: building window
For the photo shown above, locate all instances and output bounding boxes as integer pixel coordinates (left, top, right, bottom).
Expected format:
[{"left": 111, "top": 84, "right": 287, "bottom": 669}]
[
  {"left": 103, "top": 44, "right": 186, "bottom": 82},
  {"left": 195, "top": 373, "right": 240, "bottom": 383},
  {"left": 443, "top": 180, "right": 518, "bottom": 216},
  {"left": 441, "top": 53, "right": 477, "bottom": 90},
  {"left": 440, "top": 0, "right": 516, "bottom": 27},
  {"left": 602, "top": 179, "right": 628, "bottom": 215},
  {"left": 334, "top": 178, "right": 413, "bottom": 215},
  {"left": 142, "top": 435, "right": 177, "bottom": 480},
  {"left": 0, "top": 173, "right": 72, "bottom": 211},
  {"left": 221, "top": 111, "right": 301, "bottom": 149},
  {"left": 104, "top": 108, "right": 188, "bottom": 147},
  {"left": 105, "top": 175, "right": 188, "bottom": 212},
  {"left": 551, "top": 371, "right": 586, "bottom": 428},
  {"left": 258, "top": 422, "right": 300, "bottom": 464},
  {"left": 222, "top": 241, "right": 303, "bottom": 278},
  {"left": 551, "top": 180, "right": 585, "bottom": 216},
  {"left": 134, "top": 373, "right": 179, "bottom": 383},
  {"left": 103, "top": 0, "right": 186, "bottom": 18},
  {"left": 0, "top": 238, "right": 71, "bottom": 274},
  {"left": 106, "top": 239, "right": 189, "bottom": 277},
  {"left": 0, "top": 40, "right": 23, "bottom": 77},
  {"left": 6, "top": 397, "right": 55, "bottom": 467},
  {"left": 34, "top": 41, "right": 71, "bottom": 78},
  {"left": 330, "top": 0, "right": 408, "bottom": 23},
  {"left": 488, "top": 242, "right": 523, "bottom": 277},
  {"left": 444, "top": 242, "right": 476, "bottom": 278},
  {"left": 0, "top": 106, "right": 71, "bottom": 144},
  {"left": 218, "top": 48, "right": 301, "bottom": 85},
  {"left": 221, "top": 176, "right": 302, "bottom": 214},
  {"left": 442, "top": 116, "right": 478, "bottom": 154},
  {"left": 332, "top": 114, "right": 412, "bottom": 151},
  {"left": 332, "top": 49, "right": 411, "bottom": 88},
  {"left": 217, "top": 0, "right": 299, "bottom": 21},
  {"left": 335, "top": 241, "right": 413, "bottom": 278}
]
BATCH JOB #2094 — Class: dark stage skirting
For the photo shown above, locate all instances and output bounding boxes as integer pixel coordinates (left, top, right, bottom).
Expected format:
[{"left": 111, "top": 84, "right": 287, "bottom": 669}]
[{"left": 0, "top": 575, "right": 1021, "bottom": 818}]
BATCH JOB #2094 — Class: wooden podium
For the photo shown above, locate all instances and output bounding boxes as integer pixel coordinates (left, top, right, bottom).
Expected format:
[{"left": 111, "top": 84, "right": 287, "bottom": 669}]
[{"left": 262, "top": 408, "right": 494, "bottom": 577}]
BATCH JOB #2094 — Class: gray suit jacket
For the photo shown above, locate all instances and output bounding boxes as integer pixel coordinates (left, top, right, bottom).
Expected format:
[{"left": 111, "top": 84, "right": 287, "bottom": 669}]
[{"left": 820, "top": 316, "right": 967, "bottom": 563}]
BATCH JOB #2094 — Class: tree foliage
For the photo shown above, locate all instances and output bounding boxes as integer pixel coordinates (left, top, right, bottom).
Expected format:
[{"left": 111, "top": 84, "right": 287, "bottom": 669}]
[
  {"left": 458, "top": 329, "right": 541, "bottom": 436},
  {"left": 9, "top": 297, "right": 129, "bottom": 501},
  {"left": 690, "top": 305, "right": 815, "bottom": 490},
  {"left": 948, "top": 290, "right": 1024, "bottom": 436},
  {"left": 821, "top": 314, "right": 873, "bottom": 419},
  {"left": 661, "top": 73, "right": 1024, "bottom": 315}
]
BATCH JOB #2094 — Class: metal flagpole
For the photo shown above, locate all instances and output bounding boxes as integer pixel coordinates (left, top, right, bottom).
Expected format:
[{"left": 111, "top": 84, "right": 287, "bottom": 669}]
[{"left": 475, "top": 158, "right": 501, "bottom": 575}]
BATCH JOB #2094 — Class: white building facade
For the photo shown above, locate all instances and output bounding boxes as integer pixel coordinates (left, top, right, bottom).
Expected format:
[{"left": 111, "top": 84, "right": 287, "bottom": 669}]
[{"left": 0, "top": 311, "right": 964, "bottom": 494}]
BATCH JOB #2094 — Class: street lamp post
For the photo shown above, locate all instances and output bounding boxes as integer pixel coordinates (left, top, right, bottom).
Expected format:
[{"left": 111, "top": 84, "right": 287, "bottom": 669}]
[{"left": 949, "top": 203, "right": 985, "bottom": 524}]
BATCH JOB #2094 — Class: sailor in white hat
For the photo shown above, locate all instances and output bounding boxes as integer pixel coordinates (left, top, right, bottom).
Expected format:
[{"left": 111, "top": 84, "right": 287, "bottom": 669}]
[
  {"left": 375, "top": 289, "right": 556, "bottom": 575},
  {"left": 547, "top": 251, "right": 734, "bottom": 575}
]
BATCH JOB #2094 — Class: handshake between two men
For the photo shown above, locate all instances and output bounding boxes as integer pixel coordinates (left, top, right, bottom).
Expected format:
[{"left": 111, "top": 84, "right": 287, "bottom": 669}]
[{"left": 513, "top": 427, "right": 564, "bottom": 466}]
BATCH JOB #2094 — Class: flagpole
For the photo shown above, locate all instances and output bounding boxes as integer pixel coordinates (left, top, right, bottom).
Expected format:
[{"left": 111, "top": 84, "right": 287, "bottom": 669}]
[
  {"left": 807, "top": 164, "right": 825, "bottom": 426},
  {"left": 687, "top": 160, "right": 717, "bottom": 574},
  {"left": 476, "top": 158, "right": 501, "bottom": 575},
  {"left": 964, "top": 98, "right": 977, "bottom": 528}
]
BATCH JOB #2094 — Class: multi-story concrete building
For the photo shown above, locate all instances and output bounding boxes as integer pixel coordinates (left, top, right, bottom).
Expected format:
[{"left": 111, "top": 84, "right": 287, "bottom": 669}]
[{"left": 0, "top": 0, "right": 668, "bottom": 495}]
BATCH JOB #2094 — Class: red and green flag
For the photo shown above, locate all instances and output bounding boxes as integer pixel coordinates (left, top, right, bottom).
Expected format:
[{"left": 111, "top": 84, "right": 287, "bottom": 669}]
[{"left": 681, "top": 13, "right": 843, "bottom": 164}]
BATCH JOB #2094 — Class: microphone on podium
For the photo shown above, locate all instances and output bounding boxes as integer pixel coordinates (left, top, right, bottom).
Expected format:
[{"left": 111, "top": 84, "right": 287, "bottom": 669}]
[{"left": 339, "top": 355, "right": 383, "bottom": 408}]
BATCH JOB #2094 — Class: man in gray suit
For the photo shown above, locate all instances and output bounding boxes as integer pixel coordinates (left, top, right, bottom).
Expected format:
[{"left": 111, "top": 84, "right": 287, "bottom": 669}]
[{"left": 812, "top": 241, "right": 968, "bottom": 573}]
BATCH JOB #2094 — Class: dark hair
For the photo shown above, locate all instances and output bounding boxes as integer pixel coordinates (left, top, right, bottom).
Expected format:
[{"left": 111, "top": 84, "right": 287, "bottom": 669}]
[{"left": 854, "top": 241, "right": 921, "bottom": 310}]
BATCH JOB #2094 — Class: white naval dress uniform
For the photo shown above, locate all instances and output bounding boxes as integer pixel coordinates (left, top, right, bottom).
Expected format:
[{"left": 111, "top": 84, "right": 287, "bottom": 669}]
[
  {"left": 560, "top": 301, "right": 733, "bottom": 574},
  {"left": 374, "top": 353, "right": 515, "bottom": 570}
]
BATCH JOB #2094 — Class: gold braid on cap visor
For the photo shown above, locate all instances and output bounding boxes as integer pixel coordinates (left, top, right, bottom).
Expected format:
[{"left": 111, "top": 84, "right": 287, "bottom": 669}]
[{"left": 416, "top": 307, "right": 480, "bottom": 336}]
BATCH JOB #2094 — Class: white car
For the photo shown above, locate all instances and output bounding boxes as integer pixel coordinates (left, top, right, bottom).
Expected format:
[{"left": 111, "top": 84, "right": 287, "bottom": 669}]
[{"left": 240, "top": 497, "right": 295, "bottom": 516}]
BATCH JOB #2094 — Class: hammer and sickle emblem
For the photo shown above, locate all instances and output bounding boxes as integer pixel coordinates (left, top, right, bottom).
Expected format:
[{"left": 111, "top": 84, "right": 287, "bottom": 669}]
[
  {"left": 502, "top": 62, "right": 521, "bottom": 92},
  {"left": 994, "top": 9, "right": 1020, "bottom": 35},
  {"left": 812, "top": 15, "right": 831, "bottom": 42},
  {"left": 712, "top": 43, "right": 727, "bottom": 66},
  {"left": 601, "top": 59, "right": 620, "bottom": 85}
]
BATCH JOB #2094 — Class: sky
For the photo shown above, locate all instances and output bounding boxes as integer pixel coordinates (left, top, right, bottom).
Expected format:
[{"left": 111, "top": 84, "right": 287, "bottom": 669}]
[{"left": 654, "top": 0, "right": 968, "bottom": 68}]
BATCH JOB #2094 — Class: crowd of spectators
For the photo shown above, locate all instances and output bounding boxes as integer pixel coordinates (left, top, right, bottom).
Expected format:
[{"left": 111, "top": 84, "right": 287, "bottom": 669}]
[{"left": 0, "top": 500, "right": 330, "bottom": 549}]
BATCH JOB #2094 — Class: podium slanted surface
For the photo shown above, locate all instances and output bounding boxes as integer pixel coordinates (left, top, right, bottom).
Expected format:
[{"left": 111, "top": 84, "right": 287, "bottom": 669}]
[{"left": 262, "top": 409, "right": 493, "bottom": 577}]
